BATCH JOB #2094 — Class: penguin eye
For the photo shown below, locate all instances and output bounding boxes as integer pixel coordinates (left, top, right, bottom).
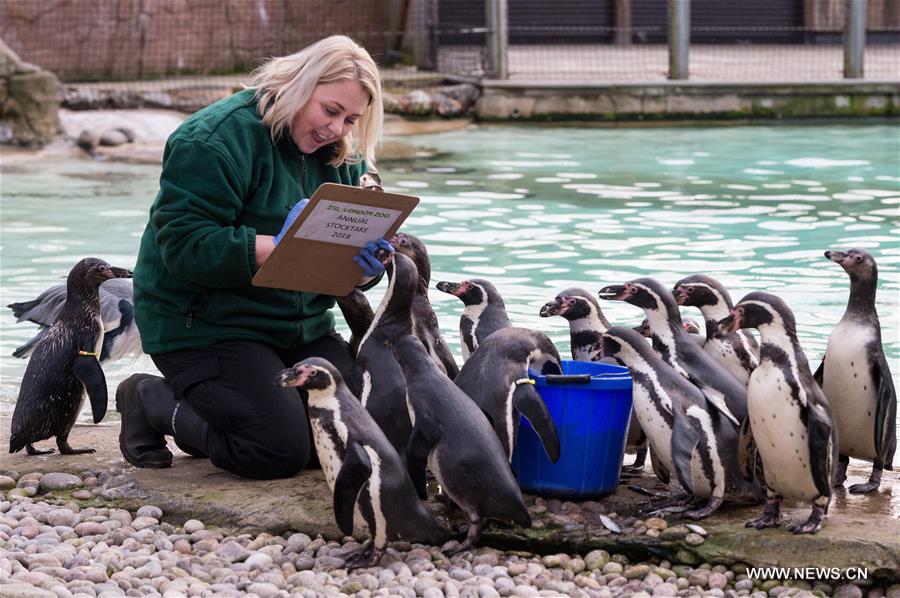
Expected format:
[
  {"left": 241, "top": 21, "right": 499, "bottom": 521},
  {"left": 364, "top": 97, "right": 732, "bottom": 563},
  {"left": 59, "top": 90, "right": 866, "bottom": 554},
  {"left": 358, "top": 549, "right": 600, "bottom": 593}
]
[
  {"left": 854, "top": 255, "right": 862, "bottom": 262},
  {"left": 97, "top": 265, "right": 107, "bottom": 273}
]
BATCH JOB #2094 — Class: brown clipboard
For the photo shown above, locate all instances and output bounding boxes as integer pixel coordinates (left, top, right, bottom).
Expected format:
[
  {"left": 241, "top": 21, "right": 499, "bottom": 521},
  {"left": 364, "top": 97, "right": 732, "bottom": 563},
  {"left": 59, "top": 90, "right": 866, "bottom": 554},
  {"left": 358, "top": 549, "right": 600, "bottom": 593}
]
[{"left": 252, "top": 183, "right": 419, "bottom": 296}]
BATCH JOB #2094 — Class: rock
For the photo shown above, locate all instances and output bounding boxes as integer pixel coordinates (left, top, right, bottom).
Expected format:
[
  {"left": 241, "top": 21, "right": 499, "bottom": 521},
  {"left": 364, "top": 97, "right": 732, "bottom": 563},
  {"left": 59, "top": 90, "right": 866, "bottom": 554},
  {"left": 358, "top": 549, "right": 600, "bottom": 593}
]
[
  {"left": 0, "top": 40, "right": 61, "bottom": 146},
  {"left": 0, "top": 475, "right": 16, "bottom": 490},
  {"left": 585, "top": 550, "right": 610, "bottom": 571},
  {"left": 708, "top": 572, "right": 729, "bottom": 590},
  {"left": 71, "top": 490, "right": 92, "bottom": 500},
  {"left": 136, "top": 505, "right": 163, "bottom": 519},
  {"left": 0, "top": 583, "right": 57, "bottom": 597},
  {"left": 246, "top": 582, "right": 280, "bottom": 598},
  {"left": 131, "top": 516, "right": 158, "bottom": 531},
  {"left": 401, "top": 90, "right": 432, "bottom": 116},
  {"left": 602, "top": 562, "right": 624, "bottom": 575},
  {"left": 645, "top": 517, "right": 668, "bottom": 530},
  {"left": 654, "top": 583, "right": 678, "bottom": 596},
  {"left": 624, "top": 564, "right": 651, "bottom": 579},
  {"left": 216, "top": 541, "right": 251, "bottom": 563},
  {"left": 99, "top": 127, "right": 135, "bottom": 146},
  {"left": 661, "top": 525, "right": 690, "bottom": 541},
  {"left": 46, "top": 508, "right": 79, "bottom": 528},
  {"left": 182, "top": 519, "right": 204, "bottom": 534},
  {"left": 684, "top": 533, "right": 705, "bottom": 546},
  {"left": 834, "top": 585, "right": 864, "bottom": 598},
  {"left": 245, "top": 552, "right": 274, "bottom": 569}
]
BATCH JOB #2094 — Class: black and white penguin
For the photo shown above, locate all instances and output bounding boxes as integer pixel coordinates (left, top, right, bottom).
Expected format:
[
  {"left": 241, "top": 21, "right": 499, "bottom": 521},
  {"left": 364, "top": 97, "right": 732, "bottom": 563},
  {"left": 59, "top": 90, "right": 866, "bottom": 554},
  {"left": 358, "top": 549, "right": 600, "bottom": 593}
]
[
  {"left": 719, "top": 292, "right": 838, "bottom": 534},
  {"left": 635, "top": 317, "right": 703, "bottom": 338},
  {"left": 673, "top": 274, "right": 760, "bottom": 385},
  {"left": 9, "top": 277, "right": 140, "bottom": 362},
  {"left": 599, "top": 278, "right": 747, "bottom": 426},
  {"left": 815, "top": 248, "right": 896, "bottom": 494},
  {"left": 435, "top": 278, "right": 511, "bottom": 360},
  {"left": 275, "top": 358, "right": 449, "bottom": 568},
  {"left": 540, "top": 288, "right": 650, "bottom": 472},
  {"left": 391, "top": 232, "right": 459, "bottom": 378},
  {"left": 353, "top": 248, "right": 419, "bottom": 457},
  {"left": 335, "top": 289, "right": 374, "bottom": 357},
  {"left": 454, "top": 327, "right": 561, "bottom": 463},
  {"left": 599, "top": 326, "right": 761, "bottom": 519},
  {"left": 9, "top": 258, "right": 133, "bottom": 455},
  {"left": 394, "top": 334, "right": 531, "bottom": 553}
]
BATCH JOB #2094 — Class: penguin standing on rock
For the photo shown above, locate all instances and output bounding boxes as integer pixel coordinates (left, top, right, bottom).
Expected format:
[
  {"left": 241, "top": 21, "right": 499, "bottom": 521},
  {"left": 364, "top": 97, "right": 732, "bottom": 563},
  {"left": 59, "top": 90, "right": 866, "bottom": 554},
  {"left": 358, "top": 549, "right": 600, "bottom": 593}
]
[
  {"left": 353, "top": 248, "right": 419, "bottom": 457},
  {"left": 391, "top": 232, "right": 459, "bottom": 378},
  {"left": 540, "top": 288, "right": 650, "bottom": 472},
  {"left": 815, "top": 248, "right": 896, "bottom": 494},
  {"left": 673, "top": 274, "right": 759, "bottom": 385},
  {"left": 276, "top": 358, "right": 449, "bottom": 569},
  {"left": 599, "top": 278, "right": 747, "bottom": 425},
  {"left": 435, "top": 278, "right": 511, "bottom": 360},
  {"left": 454, "top": 327, "right": 562, "bottom": 463},
  {"left": 599, "top": 327, "right": 761, "bottom": 519},
  {"left": 394, "top": 335, "right": 531, "bottom": 553},
  {"left": 719, "top": 292, "right": 837, "bottom": 534},
  {"left": 10, "top": 258, "right": 133, "bottom": 455},
  {"left": 9, "top": 277, "right": 140, "bottom": 362}
]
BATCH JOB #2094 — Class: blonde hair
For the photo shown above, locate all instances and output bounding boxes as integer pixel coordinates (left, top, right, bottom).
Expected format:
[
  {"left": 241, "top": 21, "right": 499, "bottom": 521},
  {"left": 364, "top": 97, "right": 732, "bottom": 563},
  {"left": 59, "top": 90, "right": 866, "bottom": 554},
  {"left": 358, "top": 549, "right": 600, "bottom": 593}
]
[{"left": 249, "top": 36, "right": 383, "bottom": 167}]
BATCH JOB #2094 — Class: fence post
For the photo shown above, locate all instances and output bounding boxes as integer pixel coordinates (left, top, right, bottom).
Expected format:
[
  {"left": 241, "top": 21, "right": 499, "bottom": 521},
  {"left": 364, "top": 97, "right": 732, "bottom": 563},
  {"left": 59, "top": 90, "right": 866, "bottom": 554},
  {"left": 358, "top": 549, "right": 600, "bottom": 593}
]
[
  {"left": 844, "top": 0, "right": 866, "bottom": 79},
  {"left": 668, "top": 0, "right": 689, "bottom": 80},
  {"left": 485, "top": 0, "right": 509, "bottom": 79}
]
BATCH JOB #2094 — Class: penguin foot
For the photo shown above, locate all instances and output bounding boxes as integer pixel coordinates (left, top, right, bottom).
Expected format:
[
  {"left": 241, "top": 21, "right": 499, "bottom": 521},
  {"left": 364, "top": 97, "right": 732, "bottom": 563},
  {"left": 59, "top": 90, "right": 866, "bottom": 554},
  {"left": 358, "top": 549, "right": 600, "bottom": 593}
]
[
  {"left": 343, "top": 545, "right": 384, "bottom": 570},
  {"left": 832, "top": 454, "right": 850, "bottom": 487},
  {"left": 684, "top": 497, "right": 723, "bottom": 520},
  {"left": 642, "top": 492, "right": 692, "bottom": 514},
  {"left": 445, "top": 518, "right": 484, "bottom": 556},
  {"left": 58, "top": 445, "right": 96, "bottom": 455},
  {"left": 745, "top": 499, "right": 782, "bottom": 529},
  {"left": 620, "top": 463, "right": 645, "bottom": 476},
  {"left": 786, "top": 506, "right": 826, "bottom": 534},
  {"left": 848, "top": 480, "right": 880, "bottom": 494},
  {"left": 25, "top": 444, "right": 54, "bottom": 456}
]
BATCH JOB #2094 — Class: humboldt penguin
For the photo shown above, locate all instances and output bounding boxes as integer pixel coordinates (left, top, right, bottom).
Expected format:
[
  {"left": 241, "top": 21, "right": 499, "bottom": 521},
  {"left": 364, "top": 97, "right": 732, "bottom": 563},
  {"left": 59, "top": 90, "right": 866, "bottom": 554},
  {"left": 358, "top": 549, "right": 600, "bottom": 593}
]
[
  {"left": 9, "top": 277, "right": 140, "bottom": 362},
  {"left": 454, "top": 327, "right": 561, "bottom": 463},
  {"left": 336, "top": 289, "right": 374, "bottom": 357},
  {"left": 435, "top": 278, "right": 511, "bottom": 360},
  {"left": 599, "top": 278, "right": 747, "bottom": 425},
  {"left": 719, "top": 292, "right": 837, "bottom": 534},
  {"left": 540, "top": 288, "right": 650, "bottom": 472},
  {"left": 636, "top": 317, "right": 703, "bottom": 338},
  {"left": 9, "top": 258, "right": 133, "bottom": 455},
  {"left": 354, "top": 248, "right": 418, "bottom": 457},
  {"left": 815, "top": 248, "right": 896, "bottom": 494},
  {"left": 599, "top": 326, "right": 761, "bottom": 519},
  {"left": 276, "top": 358, "right": 449, "bottom": 568},
  {"left": 394, "top": 335, "right": 531, "bottom": 553},
  {"left": 391, "top": 232, "right": 459, "bottom": 378},
  {"left": 673, "top": 274, "right": 760, "bottom": 384}
]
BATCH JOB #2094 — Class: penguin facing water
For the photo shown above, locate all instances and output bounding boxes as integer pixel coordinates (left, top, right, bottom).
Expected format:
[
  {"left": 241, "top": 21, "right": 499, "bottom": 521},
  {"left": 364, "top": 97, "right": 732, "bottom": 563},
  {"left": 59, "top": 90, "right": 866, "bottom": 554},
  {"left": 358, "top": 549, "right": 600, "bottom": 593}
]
[
  {"left": 394, "top": 335, "right": 531, "bottom": 553},
  {"left": 391, "top": 232, "right": 459, "bottom": 378},
  {"left": 599, "top": 278, "right": 747, "bottom": 426},
  {"left": 673, "top": 274, "right": 759, "bottom": 385},
  {"left": 815, "top": 248, "right": 896, "bottom": 494},
  {"left": 10, "top": 258, "right": 133, "bottom": 455},
  {"left": 599, "top": 326, "right": 761, "bottom": 519},
  {"left": 454, "top": 327, "right": 561, "bottom": 463},
  {"left": 276, "top": 358, "right": 449, "bottom": 568},
  {"left": 435, "top": 278, "right": 511, "bottom": 360},
  {"left": 719, "top": 292, "right": 837, "bottom": 534}
]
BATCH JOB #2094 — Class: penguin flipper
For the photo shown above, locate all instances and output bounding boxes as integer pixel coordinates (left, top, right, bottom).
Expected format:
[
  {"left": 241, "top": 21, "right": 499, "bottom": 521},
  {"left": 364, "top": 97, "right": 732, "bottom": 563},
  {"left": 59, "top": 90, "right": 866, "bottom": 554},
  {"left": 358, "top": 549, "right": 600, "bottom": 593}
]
[
  {"left": 670, "top": 408, "right": 700, "bottom": 494},
  {"left": 333, "top": 442, "right": 373, "bottom": 537},
  {"left": 12, "top": 328, "right": 48, "bottom": 359},
  {"left": 73, "top": 350, "right": 108, "bottom": 424},
  {"left": 697, "top": 386, "right": 739, "bottom": 427},
  {"left": 805, "top": 400, "right": 835, "bottom": 498},
  {"left": 406, "top": 422, "right": 440, "bottom": 500},
  {"left": 873, "top": 352, "right": 897, "bottom": 470},
  {"left": 512, "top": 384, "right": 560, "bottom": 463},
  {"left": 738, "top": 417, "right": 759, "bottom": 481}
]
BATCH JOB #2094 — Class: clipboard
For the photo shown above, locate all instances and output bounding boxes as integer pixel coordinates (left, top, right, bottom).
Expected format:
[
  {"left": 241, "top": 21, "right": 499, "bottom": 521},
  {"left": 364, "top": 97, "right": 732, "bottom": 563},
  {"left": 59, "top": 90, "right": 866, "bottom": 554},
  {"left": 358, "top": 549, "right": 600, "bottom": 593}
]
[{"left": 252, "top": 183, "right": 419, "bottom": 296}]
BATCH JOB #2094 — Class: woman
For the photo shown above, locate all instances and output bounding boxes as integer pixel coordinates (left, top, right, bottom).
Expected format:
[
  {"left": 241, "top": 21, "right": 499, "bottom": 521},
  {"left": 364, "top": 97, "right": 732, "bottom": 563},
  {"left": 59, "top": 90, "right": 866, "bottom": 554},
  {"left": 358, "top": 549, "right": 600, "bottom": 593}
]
[{"left": 118, "top": 36, "right": 389, "bottom": 479}]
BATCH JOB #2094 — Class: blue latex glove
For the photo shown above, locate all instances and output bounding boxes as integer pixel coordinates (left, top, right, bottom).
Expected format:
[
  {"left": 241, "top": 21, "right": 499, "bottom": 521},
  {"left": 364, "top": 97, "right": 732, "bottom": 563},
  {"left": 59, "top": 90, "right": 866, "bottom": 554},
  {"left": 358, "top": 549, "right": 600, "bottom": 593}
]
[
  {"left": 273, "top": 198, "right": 309, "bottom": 245},
  {"left": 354, "top": 238, "right": 394, "bottom": 277}
]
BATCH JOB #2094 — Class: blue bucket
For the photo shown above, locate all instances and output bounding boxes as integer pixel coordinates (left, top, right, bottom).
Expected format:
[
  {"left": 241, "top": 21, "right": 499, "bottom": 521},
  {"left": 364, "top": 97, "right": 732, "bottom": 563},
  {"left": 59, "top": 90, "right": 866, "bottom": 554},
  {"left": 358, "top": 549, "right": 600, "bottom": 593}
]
[{"left": 511, "top": 360, "right": 633, "bottom": 498}]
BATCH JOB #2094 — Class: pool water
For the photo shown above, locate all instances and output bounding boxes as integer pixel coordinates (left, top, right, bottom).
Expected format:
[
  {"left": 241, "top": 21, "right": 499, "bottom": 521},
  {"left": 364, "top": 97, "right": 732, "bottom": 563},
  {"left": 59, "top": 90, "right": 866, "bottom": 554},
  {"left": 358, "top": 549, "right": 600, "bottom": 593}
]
[{"left": 1, "top": 124, "right": 897, "bottom": 434}]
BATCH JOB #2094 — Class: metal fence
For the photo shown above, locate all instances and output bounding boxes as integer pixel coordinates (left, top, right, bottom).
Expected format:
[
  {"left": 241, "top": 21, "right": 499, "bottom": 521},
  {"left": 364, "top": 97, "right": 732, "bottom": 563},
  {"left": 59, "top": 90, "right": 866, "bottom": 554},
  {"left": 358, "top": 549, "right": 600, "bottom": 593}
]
[{"left": 1, "top": 0, "right": 897, "bottom": 100}]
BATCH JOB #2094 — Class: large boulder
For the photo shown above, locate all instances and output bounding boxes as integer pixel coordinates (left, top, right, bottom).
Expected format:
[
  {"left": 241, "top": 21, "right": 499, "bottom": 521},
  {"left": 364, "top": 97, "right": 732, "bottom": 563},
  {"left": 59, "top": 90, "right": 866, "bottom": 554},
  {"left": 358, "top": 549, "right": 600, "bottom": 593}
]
[{"left": 0, "top": 38, "right": 61, "bottom": 146}]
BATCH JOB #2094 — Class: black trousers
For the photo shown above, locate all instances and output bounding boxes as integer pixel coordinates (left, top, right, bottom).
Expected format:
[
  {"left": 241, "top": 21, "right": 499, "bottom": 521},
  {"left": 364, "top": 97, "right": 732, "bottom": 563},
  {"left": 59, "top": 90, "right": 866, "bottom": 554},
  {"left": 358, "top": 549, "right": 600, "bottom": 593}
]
[{"left": 151, "top": 331, "right": 355, "bottom": 480}]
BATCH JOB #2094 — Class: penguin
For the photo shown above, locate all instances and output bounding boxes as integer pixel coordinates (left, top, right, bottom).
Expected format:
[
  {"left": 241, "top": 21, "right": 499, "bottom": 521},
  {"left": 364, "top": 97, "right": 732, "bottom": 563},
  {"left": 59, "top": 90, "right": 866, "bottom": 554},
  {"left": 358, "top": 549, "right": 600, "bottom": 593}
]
[
  {"left": 275, "top": 357, "right": 449, "bottom": 568},
  {"left": 814, "top": 248, "right": 896, "bottom": 494},
  {"left": 435, "top": 278, "right": 511, "bottom": 360},
  {"left": 454, "top": 327, "right": 562, "bottom": 463},
  {"left": 336, "top": 289, "right": 374, "bottom": 356},
  {"left": 673, "top": 274, "right": 760, "bottom": 385},
  {"left": 539, "top": 288, "right": 650, "bottom": 472},
  {"left": 599, "top": 278, "right": 747, "bottom": 425},
  {"left": 599, "top": 326, "right": 761, "bottom": 519},
  {"left": 719, "top": 292, "right": 838, "bottom": 534},
  {"left": 635, "top": 317, "right": 703, "bottom": 338},
  {"left": 391, "top": 232, "right": 459, "bottom": 378},
  {"left": 9, "top": 277, "right": 140, "bottom": 362},
  {"left": 9, "top": 258, "right": 133, "bottom": 455},
  {"left": 353, "top": 248, "right": 419, "bottom": 457},
  {"left": 394, "top": 334, "right": 531, "bottom": 553}
]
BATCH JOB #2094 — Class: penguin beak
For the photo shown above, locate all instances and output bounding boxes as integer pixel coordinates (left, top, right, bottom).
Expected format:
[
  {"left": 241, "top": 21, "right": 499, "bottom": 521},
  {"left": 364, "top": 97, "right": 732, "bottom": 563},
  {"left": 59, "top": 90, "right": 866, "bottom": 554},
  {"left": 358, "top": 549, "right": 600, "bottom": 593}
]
[
  {"left": 436, "top": 281, "right": 461, "bottom": 296},
  {"left": 539, "top": 299, "right": 563, "bottom": 317},
  {"left": 717, "top": 313, "right": 740, "bottom": 337},
  {"left": 597, "top": 284, "right": 626, "bottom": 301},
  {"left": 275, "top": 364, "right": 309, "bottom": 388},
  {"left": 109, "top": 267, "right": 133, "bottom": 279},
  {"left": 824, "top": 249, "right": 848, "bottom": 266}
]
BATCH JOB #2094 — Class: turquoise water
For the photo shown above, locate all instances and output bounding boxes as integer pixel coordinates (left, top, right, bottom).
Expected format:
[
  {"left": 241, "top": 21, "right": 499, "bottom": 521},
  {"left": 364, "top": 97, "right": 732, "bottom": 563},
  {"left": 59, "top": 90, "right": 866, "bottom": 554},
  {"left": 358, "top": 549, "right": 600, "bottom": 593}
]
[{"left": 1, "top": 124, "right": 898, "bottom": 429}]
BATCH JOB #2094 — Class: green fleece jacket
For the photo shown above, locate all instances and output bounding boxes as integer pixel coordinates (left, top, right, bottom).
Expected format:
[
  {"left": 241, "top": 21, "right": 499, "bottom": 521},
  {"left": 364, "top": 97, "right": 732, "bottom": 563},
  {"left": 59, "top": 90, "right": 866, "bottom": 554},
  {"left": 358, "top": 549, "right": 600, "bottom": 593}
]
[{"left": 134, "top": 89, "right": 367, "bottom": 354}]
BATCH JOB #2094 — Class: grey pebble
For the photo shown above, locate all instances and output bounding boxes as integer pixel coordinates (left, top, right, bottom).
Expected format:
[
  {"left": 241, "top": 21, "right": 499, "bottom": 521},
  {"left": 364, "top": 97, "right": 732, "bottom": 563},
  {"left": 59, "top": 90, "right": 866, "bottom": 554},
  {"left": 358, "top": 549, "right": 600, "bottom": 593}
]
[
  {"left": 40, "top": 473, "right": 84, "bottom": 493},
  {"left": 834, "top": 585, "right": 864, "bottom": 598}
]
